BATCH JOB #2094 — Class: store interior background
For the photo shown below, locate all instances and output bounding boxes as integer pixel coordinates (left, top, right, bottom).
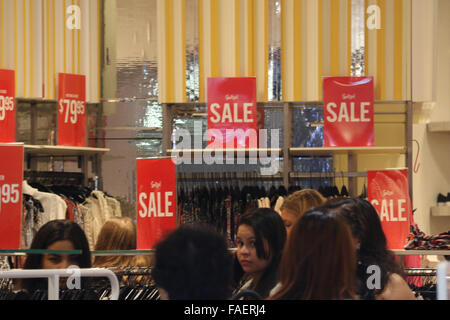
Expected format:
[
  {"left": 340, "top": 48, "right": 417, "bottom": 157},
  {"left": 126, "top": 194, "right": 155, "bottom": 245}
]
[{"left": 0, "top": 0, "right": 448, "bottom": 237}]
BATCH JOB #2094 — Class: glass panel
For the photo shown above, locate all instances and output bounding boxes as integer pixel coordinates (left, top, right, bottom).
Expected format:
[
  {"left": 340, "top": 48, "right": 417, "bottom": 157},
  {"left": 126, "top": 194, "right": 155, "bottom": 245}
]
[
  {"left": 16, "top": 102, "right": 31, "bottom": 144},
  {"left": 292, "top": 105, "right": 324, "bottom": 147},
  {"left": 36, "top": 102, "right": 57, "bottom": 145},
  {"left": 263, "top": 106, "right": 284, "bottom": 148},
  {"left": 291, "top": 104, "right": 333, "bottom": 187},
  {"left": 351, "top": 0, "right": 365, "bottom": 76},
  {"left": 0, "top": 249, "right": 82, "bottom": 255},
  {"left": 268, "top": 0, "right": 282, "bottom": 101},
  {"left": 185, "top": 0, "right": 200, "bottom": 102},
  {"left": 114, "top": 0, "right": 158, "bottom": 100}
]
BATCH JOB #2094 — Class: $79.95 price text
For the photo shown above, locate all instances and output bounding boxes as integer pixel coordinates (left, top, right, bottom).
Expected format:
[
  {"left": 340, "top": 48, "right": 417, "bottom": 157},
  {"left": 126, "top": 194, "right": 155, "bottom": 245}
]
[{"left": 59, "top": 99, "right": 85, "bottom": 124}]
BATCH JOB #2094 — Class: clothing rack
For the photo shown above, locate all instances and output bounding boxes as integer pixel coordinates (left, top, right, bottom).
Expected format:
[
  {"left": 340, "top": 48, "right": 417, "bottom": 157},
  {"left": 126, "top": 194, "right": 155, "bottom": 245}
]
[
  {"left": 24, "top": 171, "right": 84, "bottom": 186},
  {"left": 0, "top": 268, "right": 120, "bottom": 300},
  {"left": 404, "top": 268, "right": 437, "bottom": 277}
]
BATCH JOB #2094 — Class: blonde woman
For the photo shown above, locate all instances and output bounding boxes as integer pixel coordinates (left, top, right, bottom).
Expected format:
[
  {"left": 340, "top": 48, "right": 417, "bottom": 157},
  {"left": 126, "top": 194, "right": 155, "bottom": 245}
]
[
  {"left": 279, "top": 189, "right": 326, "bottom": 237},
  {"left": 93, "top": 217, "right": 150, "bottom": 269}
]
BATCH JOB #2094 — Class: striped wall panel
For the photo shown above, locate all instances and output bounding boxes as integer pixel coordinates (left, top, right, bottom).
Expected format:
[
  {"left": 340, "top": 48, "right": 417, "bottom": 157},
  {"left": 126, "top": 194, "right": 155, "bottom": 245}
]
[
  {"left": 157, "top": 0, "right": 411, "bottom": 103},
  {"left": 0, "top": 0, "right": 101, "bottom": 102}
]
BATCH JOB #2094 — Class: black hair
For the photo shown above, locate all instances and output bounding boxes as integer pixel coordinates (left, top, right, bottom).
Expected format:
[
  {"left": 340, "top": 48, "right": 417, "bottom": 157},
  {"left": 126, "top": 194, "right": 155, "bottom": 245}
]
[
  {"left": 323, "top": 198, "right": 404, "bottom": 298},
  {"left": 236, "top": 208, "right": 287, "bottom": 298},
  {"left": 22, "top": 220, "right": 91, "bottom": 292},
  {"left": 152, "top": 223, "right": 233, "bottom": 300}
]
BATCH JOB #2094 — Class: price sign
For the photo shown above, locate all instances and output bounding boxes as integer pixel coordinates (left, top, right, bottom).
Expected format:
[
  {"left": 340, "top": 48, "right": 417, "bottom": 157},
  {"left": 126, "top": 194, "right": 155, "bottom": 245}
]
[
  {"left": 0, "top": 144, "right": 23, "bottom": 249},
  {"left": 0, "top": 69, "right": 16, "bottom": 143},
  {"left": 57, "top": 73, "right": 86, "bottom": 146},
  {"left": 136, "top": 158, "right": 177, "bottom": 249},
  {"left": 323, "top": 76, "right": 374, "bottom": 147}
]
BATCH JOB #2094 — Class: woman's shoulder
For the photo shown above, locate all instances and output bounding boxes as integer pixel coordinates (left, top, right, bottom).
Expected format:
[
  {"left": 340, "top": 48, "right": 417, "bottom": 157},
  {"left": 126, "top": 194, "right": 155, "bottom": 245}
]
[{"left": 376, "top": 273, "right": 416, "bottom": 300}]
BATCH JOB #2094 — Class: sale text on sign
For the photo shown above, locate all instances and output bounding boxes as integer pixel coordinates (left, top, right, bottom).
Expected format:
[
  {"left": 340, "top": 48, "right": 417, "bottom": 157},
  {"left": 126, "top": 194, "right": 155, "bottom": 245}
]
[
  {"left": 136, "top": 158, "right": 177, "bottom": 249},
  {"left": 0, "top": 69, "right": 16, "bottom": 143},
  {"left": 0, "top": 145, "right": 23, "bottom": 249},
  {"left": 57, "top": 73, "right": 86, "bottom": 146},
  {"left": 368, "top": 169, "right": 410, "bottom": 250},
  {"left": 323, "top": 76, "right": 374, "bottom": 147},
  {"left": 207, "top": 77, "right": 258, "bottom": 148}
]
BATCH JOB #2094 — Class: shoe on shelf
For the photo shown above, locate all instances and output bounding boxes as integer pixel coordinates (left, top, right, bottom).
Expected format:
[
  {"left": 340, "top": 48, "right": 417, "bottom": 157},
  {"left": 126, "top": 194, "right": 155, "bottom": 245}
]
[
  {"left": 437, "top": 193, "right": 447, "bottom": 206},
  {"left": 447, "top": 193, "right": 450, "bottom": 206}
]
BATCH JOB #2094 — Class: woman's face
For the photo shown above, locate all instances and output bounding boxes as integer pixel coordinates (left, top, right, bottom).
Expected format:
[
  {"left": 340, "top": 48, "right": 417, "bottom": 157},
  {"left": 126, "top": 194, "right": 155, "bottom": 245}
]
[
  {"left": 236, "top": 224, "right": 271, "bottom": 277},
  {"left": 281, "top": 209, "right": 297, "bottom": 237},
  {"left": 42, "top": 240, "right": 79, "bottom": 269}
]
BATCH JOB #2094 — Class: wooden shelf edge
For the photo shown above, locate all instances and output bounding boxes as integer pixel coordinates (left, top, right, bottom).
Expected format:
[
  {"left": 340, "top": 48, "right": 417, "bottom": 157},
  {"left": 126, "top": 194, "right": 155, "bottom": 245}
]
[
  {"left": 427, "top": 121, "right": 450, "bottom": 133},
  {"left": 431, "top": 206, "right": 450, "bottom": 217},
  {"left": 289, "top": 146, "right": 406, "bottom": 156},
  {"left": 392, "top": 250, "right": 450, "bottom": 255},
  {"left": 24, "top": 145, "right": 110, "bottom": 155}
]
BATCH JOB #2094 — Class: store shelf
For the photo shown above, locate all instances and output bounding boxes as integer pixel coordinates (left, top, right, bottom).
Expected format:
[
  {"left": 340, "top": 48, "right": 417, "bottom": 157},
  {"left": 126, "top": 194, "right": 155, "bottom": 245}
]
[
  {"left": 392, "top": 250, "right": 450, "bottom": 256},
  {"left": 0, "top": 249, "right": 82, "bottom": 256},
  {"left": 91, "top": 250, "right": 155, "bottom": 256},
  {"left": 167, "top": 148, "right": 283, "bottom": 157},
  {"left": 427, "top": 121, "right": 450, "bottom": 133},
  {"left": 24, "top": 145, "right": 110, "bottom": 156},
  {"left": 289, "top": 146, "right": 406, "bottom": 157},
  {"left": 431, "top": 206, "right": 450, "bottom": 217}
]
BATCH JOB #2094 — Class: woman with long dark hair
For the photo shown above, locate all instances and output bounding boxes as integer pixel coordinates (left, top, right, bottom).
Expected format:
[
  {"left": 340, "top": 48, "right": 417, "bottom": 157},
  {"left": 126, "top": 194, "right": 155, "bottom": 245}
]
[
  {"left": 323, "top": 198, "right": 415, "bottom": 300},
  {"left": 233, "top": 208, "right": 286, "bottom": 299},
  {"left": 21, "top": 220, "right": 92, "bottom": 293},
  {"left": 269, "top": 207, "right": 358, "bottom": 300}
]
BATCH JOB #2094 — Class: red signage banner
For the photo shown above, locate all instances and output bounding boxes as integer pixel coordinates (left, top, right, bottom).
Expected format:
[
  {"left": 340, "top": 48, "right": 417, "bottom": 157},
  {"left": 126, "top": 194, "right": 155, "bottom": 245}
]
[
  {"left": 0, "top": 144, "right": 23, "bottom": 249},
  {"left": 368, "top": 169, "right": 411, "bottom": 250},
  {"left": 0, "top": 69, "right": 16, "bottom": 143},
  {"left": 207, "top": 77, "right": 258, "bottom": 148},
  {"left": 136, "top": 158, "right": 177, "bottom": 249},
  {"left": 57, "top": 73, "right": 86, "bottom": 146},
  {"left": 323, "top": 76, "right": 374, "bottom": 147}
]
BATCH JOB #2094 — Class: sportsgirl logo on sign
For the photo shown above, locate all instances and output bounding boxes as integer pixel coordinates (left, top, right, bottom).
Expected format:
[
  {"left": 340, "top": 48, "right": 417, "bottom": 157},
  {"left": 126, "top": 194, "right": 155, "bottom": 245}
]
[{"left": 323, "top": 76, "right": 374, "bottom": 147}]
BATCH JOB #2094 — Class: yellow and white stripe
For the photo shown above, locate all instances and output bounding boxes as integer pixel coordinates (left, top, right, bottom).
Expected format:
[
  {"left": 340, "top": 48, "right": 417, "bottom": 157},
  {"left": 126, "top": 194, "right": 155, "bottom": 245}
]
[
  {"left": 0, "top": 0, "right": 101, "bottom": 101},
  {"left": 155, "top": 0, "right": 411, "bottom": 103},
  {"left": 365, "top": 0, "right": 410, "bottom": 101},
  {"left": 157, "top": 0, "right": 186, "bottom": 103},
  {"left": 160, "top": 0, "right": 268, "bottom": 103},
  {"left": 317, "top": 0, "right": 352, "bottom": 100}
]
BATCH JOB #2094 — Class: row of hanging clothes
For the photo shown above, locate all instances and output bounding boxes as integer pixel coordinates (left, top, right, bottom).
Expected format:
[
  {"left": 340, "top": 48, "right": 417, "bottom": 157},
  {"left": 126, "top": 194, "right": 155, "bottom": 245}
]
[
  {"left": 176, "top": 172, "right": 356, "bottom": 247},
  {"left": 0, "top": 267, "right": 160, "bottom": 300},
  {"left": 405, "top": 268, "right": 438, "bottom": 300},
  {"left": 177, "top": 172, "right": 287, "bottom": 247},
  {"left": 20, "top": 171, "right": 123, "bottom": 253}
]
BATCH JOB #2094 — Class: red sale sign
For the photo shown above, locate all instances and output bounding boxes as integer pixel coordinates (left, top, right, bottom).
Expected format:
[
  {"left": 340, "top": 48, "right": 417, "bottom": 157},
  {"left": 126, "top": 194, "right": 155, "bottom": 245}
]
[
  {"left": 0, "top": 144, "right": 23, "bottom": 249},
  {"left": 368, "top": 169, "right": 411, "bottom": 250},
  {"left": 323, "top": 76, "right": 374, "bottom": 147},
  {"left": 0, "top": 69, "right": 16, "bottom": 143},
  {"left": 57, "top": 73, "right": 86, "bottom": 146},
  {"left": 136, "top": 158, "right": 177, "bottom": 249},
  {"left": 207, "top": 77, "right": 258, "bottom": 148}
]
